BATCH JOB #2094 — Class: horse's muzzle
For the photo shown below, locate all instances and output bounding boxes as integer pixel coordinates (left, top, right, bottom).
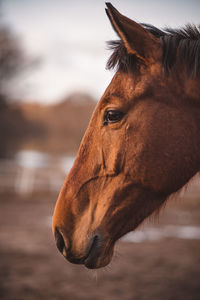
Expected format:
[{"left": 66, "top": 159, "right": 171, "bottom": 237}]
[{"left": 54, "top": 228, "right": 113, "bottom": 269}]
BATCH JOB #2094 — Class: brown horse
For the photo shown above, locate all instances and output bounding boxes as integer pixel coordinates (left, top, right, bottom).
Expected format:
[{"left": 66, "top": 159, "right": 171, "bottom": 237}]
[{"left": 52, "top": 3, "right": 200, "bottom": 269}]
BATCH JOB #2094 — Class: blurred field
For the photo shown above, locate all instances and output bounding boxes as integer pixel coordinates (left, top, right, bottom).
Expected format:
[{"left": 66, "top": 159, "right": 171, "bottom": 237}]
[
  {"left": 0, "top": 93, "right": 96, "bottom": 158},
  {"left": 0, "top": 177, "right": 200, "bottom": 300}
]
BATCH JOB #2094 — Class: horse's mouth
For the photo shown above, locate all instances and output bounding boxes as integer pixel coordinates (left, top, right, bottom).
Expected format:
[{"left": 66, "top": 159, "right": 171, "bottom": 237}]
[
  {"left": 83, "top": 234, "right": 114, "bottom": 269},
  {"left": 54, "top": 227, "right": 114, "bottom": 269},
  {"left": 73, "top": 235, "right": 114, "bottom": 269}
]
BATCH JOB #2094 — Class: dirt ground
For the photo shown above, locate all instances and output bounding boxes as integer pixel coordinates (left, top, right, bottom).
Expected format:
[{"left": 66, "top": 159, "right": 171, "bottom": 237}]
[{"left": 0, "top": 188, "right": 200, "bottom": 300}]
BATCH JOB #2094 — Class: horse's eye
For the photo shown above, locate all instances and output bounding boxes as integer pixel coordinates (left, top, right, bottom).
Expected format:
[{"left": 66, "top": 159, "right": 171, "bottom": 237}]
[{"left": 103, "top": 110, "right": 124, "bottom": 125}]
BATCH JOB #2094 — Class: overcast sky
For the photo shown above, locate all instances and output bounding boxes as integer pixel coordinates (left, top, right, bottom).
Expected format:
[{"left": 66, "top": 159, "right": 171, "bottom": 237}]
[{"left": 2, "top": 0, "right": 200, "bottom": 103}]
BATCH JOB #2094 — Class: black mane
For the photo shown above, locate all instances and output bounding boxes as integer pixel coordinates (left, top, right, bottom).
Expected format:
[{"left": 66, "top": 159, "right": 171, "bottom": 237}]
[{"left": 106, "top": 24, "right": 200, "bottom": 77}]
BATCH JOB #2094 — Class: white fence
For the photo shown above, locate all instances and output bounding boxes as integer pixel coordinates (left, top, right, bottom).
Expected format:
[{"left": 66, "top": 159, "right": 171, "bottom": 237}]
[{"left": 0, "top": 151, "right": 74, "bottom": 194}]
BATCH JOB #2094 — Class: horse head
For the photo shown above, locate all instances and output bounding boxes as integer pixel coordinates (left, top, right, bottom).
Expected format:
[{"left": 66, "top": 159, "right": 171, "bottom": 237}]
[{"left": 52, "top": 3, "right": 200, "bottom": 268}]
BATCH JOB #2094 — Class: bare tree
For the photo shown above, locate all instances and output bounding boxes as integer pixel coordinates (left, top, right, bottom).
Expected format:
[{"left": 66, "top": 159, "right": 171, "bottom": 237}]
[
  {"left": 0, "top": 20, "right": 42, "bottom": 157},
  {"left": 0, "top": 25, "right": 30, "bottom": 104}
]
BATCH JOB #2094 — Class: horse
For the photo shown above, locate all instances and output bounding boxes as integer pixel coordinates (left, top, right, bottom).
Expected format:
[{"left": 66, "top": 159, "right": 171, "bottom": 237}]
[{"left": 52, "top": 3, "right": 200, "bottom": 269}]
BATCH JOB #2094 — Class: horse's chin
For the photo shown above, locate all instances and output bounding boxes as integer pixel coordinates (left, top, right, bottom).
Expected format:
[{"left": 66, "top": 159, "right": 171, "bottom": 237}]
[
  {"left": 83, "top": 243, "right": 114, "bottom": 269},
  {"left": 84, "top": 248, "right": 113, "bottom": 269}
]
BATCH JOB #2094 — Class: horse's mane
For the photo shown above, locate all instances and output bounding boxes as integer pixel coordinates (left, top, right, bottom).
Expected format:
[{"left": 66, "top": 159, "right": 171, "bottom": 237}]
[{"left": 107, "top": 24, "right": 200, "bottom": 77}]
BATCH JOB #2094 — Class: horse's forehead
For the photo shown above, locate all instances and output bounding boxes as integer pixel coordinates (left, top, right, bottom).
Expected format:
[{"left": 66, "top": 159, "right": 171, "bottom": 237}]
[
  {"left": 101, "top": 71, "right": 154, "bottom": 105},
  {"left": 111, "top": 73, "right": 135, "bottom": 98}
]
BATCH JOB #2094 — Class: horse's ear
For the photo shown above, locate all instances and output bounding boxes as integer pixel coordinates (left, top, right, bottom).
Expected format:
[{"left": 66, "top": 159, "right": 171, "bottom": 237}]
[{"left": 105, "top": 3, "right": 158, "bottom": 63}]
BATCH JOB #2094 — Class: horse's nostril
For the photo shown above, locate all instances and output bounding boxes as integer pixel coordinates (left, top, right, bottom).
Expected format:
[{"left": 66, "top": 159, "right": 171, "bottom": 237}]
[{"left": 54, "top": 228, "right": 66, "bottom": 254}]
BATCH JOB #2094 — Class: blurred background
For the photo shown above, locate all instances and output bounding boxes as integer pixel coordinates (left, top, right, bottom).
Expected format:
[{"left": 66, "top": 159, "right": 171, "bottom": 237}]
[{"left": 0, "top": 0, "right": 200, "bottom": 299}]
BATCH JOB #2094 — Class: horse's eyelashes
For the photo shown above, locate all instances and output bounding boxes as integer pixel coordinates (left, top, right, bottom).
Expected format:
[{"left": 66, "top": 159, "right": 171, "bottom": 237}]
[{"left": 103, "top": 110, "right": 124, "bottom": 125}]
